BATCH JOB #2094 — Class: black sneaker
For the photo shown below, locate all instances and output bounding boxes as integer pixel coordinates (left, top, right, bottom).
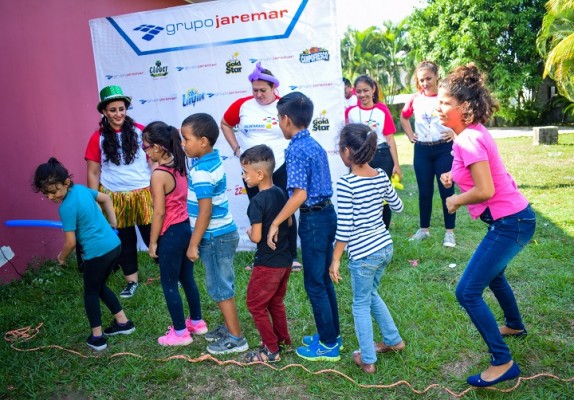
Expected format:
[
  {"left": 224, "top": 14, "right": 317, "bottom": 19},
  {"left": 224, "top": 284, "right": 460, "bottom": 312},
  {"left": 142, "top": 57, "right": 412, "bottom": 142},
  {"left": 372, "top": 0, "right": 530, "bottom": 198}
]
[
  {"left": 86, "top": 335, "right": 107, "bottom": 351},
  {"left": 120, "top": 281, "right": 139, "bottom": 298},
  {"left": 104, "top": 320, "right": 135, "bottom": 336}
]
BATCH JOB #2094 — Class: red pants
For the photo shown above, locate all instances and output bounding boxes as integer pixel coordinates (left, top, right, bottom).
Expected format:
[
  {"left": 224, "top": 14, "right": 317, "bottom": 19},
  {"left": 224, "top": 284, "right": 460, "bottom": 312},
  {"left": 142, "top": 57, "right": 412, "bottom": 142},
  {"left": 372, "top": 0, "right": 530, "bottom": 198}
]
[{"left": 246, "top": 266, "right": 292, "bottom": 353}]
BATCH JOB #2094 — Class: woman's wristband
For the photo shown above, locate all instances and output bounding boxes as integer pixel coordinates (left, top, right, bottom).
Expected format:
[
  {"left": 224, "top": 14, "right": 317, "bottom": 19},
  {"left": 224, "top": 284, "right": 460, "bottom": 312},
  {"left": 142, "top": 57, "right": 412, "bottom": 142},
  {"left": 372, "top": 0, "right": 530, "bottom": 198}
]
[{"left": 233, "top": 145, "right": 241, "bottom": 156}]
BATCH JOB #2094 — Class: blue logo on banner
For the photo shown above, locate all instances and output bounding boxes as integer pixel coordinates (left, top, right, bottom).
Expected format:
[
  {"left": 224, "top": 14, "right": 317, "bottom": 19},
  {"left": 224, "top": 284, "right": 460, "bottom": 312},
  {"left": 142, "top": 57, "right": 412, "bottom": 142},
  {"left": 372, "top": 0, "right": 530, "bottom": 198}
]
[{"left": 133, "top": 24, "right": 165, "bottom": 41}]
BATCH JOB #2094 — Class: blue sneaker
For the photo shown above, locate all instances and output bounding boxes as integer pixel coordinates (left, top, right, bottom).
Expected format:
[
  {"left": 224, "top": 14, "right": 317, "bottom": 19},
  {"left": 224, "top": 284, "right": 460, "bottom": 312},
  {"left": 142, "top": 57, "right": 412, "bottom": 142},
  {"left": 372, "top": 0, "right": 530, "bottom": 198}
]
[
  {"left": 302, "top": 333, "right": 344, "bottom": 350},
  {"left": 296, "top": 340, "right": 341, "bottom": 362}
]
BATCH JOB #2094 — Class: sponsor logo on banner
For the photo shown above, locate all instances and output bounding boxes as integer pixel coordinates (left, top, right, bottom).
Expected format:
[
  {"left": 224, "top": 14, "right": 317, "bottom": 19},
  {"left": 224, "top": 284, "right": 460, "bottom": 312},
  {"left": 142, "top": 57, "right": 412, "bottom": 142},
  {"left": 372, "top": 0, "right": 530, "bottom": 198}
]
[
  {"left": 248, "top": 55, "right": 295, "bottom": 63},
  {"left": 139, "top": 95, "right": 178, "bottom": 105},
  {"left": 105, "top": 71, "right": 145, "bottom": 80},
  {"left": 299, "top": 47, "right": 330, "bottom": 63},
  {"left": 105, "top": 0, "right": 308, "bottom": 55},
  {"left": 225, "top": 53, "right": 243, "bottom": 74},
  {"left": 150, "top": 60, "right": 168, "bottom": 78},
  {"left": 182, "top": 88, "right": 212, "bottom": 107},
  {"left": 288, "top": 82, "right": 335, "bottom": 91},
  {"left": 312, "top": 110, "right": 330, "bottom": 132},
  {"left": 176, "top": 63, "right": 217, "bottom": 72}
]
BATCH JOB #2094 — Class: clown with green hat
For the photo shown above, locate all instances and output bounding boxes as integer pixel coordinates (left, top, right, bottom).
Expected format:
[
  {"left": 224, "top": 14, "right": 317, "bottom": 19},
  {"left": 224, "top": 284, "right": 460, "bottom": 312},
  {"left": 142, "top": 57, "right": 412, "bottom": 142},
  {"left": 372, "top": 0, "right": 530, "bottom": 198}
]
[
  {"left": 97, "top": 85, "right": 132, "bottom": 114},
  {"left": 84, "top": 84, "right": 152, "bottom": 299}
]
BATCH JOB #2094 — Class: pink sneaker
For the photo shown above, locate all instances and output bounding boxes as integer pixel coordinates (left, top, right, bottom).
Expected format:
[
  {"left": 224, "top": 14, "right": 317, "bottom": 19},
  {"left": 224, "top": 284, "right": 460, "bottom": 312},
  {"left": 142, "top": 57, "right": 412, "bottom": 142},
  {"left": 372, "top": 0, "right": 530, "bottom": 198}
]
[
  {"left": 186, "top": 318, "right": 208, "bottom": 335},
  {"left": 158, "top": 326, "right": 193, "bottom": 346}
]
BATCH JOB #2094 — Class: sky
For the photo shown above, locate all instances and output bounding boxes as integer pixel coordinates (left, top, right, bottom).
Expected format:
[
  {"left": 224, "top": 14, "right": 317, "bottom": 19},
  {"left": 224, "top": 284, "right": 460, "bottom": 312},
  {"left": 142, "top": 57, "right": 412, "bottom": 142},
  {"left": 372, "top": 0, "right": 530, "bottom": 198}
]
[{"left": 335, "top": 0, "right": 426, "bottom": 32}]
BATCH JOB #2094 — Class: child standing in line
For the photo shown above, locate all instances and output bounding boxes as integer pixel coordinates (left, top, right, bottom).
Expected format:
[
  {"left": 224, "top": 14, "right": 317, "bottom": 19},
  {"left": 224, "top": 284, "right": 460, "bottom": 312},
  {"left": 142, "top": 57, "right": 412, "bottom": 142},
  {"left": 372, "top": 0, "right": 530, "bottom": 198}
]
[
  {"left": 267, "top": 91, "right": 342, "bottom": 362},
  {"left": 142, "top": 121, "right": 208, "bottom": 347},
  {"left": 240, "top": 144, "right": 292, "bottom": 363},
  {"left": 32, "top": 158, "right": 135, "bottom": 351},
  {"left": 329, "top": 124, "right": 405, "bottom": 374},
  {"left": 181, "top": 113, "right": 248, "bottom": 355}
]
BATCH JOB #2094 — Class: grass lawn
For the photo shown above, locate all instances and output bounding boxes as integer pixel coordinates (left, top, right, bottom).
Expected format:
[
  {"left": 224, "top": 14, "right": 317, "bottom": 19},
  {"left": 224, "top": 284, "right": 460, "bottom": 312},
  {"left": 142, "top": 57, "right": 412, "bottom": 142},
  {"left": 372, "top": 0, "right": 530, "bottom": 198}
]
[{"left": 1, "top": 133, "right": 573, "bottom": 399}]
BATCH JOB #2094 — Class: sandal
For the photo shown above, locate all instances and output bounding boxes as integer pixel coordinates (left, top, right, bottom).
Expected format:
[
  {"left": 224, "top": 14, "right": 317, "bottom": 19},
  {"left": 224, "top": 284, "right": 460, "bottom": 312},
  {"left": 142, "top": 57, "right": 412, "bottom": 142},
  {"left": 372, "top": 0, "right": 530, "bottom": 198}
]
[
  {"left": 292, "top": 261, "right": 303, "bottom": 272},
  {"left": 244, "top": 346, "right": 281, "bottom": 363}
]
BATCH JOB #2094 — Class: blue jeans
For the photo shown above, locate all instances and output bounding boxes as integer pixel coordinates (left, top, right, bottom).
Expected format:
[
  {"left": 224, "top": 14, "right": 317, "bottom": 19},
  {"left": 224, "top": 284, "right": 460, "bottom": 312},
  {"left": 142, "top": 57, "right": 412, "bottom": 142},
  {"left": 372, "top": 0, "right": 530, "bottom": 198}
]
[
  {"left": 349, "top": 245, "right": 401, "bottom": 364},
  {"left": 158, "top": 221, "right": 202, "bottom": 331},
  {"left": 199, "top": 230, "right": 239, "bottom": 302},
  {"left": 413, "top": 141, "right": 455, "bottom": 229},
  {"left": 456, "top": 205, "right": 536, "bottom": 365},
  {"left": 298, "top": 204, "right": 340, "bottom": 345}
]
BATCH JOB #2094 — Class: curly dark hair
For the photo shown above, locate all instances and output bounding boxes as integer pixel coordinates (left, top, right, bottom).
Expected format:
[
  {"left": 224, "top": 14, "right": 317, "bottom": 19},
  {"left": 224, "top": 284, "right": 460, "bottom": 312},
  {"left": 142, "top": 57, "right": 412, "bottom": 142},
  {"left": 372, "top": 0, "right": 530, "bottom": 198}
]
[
  {"left": 99, "top": 106, "right": 139, "bottom": 166},
  {"left": 338, "top": 123, "right": 377, "bottom": 165},
  {"left": 439, "top": 63, "right": 499, "bottom": 125}
]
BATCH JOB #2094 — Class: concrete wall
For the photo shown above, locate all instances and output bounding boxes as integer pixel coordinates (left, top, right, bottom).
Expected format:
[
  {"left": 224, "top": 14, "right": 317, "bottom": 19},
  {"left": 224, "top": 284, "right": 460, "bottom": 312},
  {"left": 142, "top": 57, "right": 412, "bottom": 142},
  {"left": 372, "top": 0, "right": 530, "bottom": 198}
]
[{"left": 0, "top": 0, "right": 186, "bottom": 283}]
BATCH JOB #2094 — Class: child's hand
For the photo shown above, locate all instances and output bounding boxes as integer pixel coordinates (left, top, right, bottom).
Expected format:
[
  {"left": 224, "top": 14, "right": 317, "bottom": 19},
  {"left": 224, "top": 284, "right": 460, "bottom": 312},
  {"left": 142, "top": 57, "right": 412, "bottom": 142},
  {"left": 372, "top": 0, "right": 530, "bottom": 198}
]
[
  {"left": 148, "top": 243, "right": 158, "bottom": 259},
  {"left": 57, "top": 251, "right": 66, "bottom": 266},
  {"left": 329, "top": 260, "right": 341, "bottom": 283},
  {"left": 267, "top": 224, "right": 279, "bottom": 250},
  {"left": 186, "top": 244, "right": 199, "bottom": 262}
]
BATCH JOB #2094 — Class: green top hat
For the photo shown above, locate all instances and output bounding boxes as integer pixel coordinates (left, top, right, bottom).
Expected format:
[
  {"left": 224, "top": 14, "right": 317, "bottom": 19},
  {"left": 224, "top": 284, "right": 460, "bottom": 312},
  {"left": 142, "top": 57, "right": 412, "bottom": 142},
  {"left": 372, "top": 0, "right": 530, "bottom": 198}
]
[{"left": 97, "top": 85, "right": 132, "bottom": 113}]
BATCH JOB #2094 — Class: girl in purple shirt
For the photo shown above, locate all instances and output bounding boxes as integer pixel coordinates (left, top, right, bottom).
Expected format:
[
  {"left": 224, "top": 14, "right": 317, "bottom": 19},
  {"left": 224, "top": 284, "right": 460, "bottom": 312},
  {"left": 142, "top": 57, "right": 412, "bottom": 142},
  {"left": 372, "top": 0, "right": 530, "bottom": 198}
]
[{"left": 438, "top": 63, "right": 536, "bottom": 387}]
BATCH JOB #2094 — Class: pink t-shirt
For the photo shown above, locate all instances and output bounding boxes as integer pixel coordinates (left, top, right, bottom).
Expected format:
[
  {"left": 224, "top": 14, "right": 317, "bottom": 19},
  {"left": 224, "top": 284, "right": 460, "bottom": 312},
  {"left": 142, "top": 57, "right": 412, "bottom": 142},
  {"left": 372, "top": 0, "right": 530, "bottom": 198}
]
[{"left": 451, "top": 124, "right": 528, "bottom": 220}]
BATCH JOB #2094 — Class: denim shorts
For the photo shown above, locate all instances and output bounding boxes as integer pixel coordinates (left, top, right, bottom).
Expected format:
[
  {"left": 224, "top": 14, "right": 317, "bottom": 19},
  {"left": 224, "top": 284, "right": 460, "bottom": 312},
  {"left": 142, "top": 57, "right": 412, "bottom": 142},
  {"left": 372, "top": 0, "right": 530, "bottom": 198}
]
[{"left": 199, "top": 230, "right": 239, "bottom": 302}]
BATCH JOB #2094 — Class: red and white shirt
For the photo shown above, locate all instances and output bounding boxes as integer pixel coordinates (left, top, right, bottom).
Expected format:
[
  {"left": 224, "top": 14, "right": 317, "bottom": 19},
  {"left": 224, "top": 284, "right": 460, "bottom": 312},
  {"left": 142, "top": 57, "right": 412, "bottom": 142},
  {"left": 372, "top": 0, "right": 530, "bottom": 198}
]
[
  {"left": 84, "top": 123, "right": 151, "bottom": 192},
  {"left": 223, "top": 96, "right": 288, "bottom": 171},
  {"left": 345, "top": 103, "right": 396, "bottom": 144}
]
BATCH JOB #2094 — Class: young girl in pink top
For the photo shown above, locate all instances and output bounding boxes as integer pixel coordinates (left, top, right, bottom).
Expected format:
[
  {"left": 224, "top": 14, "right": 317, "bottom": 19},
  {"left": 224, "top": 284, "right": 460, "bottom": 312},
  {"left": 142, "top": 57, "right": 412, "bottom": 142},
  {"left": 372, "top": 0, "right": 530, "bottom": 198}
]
[
  {"left": 438, "top": 64, "right": 536, "bottom": 387},
  {"left": 143, "top": 121, "right": 208, "bottom": 346}
]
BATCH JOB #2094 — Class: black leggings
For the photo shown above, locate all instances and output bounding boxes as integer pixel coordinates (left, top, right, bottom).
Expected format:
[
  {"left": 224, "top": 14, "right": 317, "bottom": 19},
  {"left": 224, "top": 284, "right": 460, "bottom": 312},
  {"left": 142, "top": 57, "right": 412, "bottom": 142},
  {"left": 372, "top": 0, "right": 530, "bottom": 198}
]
[
  {"left": 83, "top": 245, "right": 122, "bottom": 328},
  {"left": 245, "top": 162, "right": 298, "bottom": 260},
  {"left": 369, "top": 145, "right": 395, "bottom": 229},
  {"left": 117, "top": 224, "right": 151, "bottom": 276}
]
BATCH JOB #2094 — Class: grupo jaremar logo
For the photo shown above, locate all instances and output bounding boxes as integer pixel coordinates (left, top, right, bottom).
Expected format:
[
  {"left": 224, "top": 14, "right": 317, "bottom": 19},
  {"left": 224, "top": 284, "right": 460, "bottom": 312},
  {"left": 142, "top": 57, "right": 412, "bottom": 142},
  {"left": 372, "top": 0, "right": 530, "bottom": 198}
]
[{"left": 132, "top": 8, "right": 290, "bottom": 41}]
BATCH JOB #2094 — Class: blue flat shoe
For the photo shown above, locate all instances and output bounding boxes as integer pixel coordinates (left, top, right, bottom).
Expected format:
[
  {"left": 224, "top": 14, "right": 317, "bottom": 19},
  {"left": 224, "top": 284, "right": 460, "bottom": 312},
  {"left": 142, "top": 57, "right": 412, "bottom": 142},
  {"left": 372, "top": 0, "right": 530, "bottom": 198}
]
[{"left": 467, "top": 362, "right": 520, "bottom": 387}]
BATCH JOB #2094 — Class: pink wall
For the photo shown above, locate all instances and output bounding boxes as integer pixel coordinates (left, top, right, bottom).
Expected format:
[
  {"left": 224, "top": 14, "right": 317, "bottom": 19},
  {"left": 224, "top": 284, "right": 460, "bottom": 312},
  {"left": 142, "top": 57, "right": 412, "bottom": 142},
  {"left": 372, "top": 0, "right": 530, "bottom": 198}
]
[{"left": 0, "top": 0, "right": 187, "bottom": 283}]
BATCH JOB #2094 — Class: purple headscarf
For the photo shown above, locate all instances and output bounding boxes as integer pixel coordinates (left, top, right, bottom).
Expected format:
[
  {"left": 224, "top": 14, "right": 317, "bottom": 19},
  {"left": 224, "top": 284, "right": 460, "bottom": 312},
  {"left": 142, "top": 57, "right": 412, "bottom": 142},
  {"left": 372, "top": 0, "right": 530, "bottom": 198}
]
[{"left": 248, "top": 62, "right": 280, "bottom": 88}]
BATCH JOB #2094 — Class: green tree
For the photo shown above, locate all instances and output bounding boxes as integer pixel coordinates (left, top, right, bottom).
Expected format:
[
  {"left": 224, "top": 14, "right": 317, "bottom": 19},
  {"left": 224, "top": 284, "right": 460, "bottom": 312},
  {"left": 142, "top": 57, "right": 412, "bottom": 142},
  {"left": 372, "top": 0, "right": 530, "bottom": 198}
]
[
  {"left": 406, "top": 0, "right": 547, "bottom": 125},
  {"left": 537, "top": 0, "right": 574, "bottom": 109}
]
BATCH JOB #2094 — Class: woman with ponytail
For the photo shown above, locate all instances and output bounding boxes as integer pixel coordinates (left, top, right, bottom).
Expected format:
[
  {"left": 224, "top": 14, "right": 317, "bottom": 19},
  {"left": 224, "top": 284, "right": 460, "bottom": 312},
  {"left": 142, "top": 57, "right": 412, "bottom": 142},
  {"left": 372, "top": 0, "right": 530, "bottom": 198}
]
[
  {"left": 85, "top": 86, "right": 152, "bottom": 298},
  {"left": 142, "top": 121, "right": 207, "bottom": 346},
  {"left": 438, "top": 63, "right": 536, "bottom": 387}
]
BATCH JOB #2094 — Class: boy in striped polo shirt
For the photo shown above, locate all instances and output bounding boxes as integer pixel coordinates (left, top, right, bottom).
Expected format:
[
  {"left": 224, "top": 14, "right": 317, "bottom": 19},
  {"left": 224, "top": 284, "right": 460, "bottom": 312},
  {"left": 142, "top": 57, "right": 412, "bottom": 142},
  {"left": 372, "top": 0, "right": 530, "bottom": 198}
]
[{"left": 181, "top": 113, "right": 248, "bottom": 355}]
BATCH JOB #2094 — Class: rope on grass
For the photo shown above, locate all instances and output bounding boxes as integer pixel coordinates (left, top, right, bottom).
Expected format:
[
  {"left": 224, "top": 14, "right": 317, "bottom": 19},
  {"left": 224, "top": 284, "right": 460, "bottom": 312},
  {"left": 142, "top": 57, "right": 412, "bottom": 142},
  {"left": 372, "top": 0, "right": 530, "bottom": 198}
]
[{"left": 5, "top": 323, "right": 574, "bottom": 398}]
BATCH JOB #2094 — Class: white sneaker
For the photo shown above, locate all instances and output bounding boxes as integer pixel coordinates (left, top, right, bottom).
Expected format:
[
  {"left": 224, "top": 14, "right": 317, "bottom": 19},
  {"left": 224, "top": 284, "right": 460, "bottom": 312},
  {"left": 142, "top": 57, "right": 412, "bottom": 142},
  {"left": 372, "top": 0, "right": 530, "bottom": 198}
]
[
  {"left": 443, "top": 232, "right": 456, "bottom": 248},
  {"left": 409, "top": 229, "right": 430, "bottom": 241}
]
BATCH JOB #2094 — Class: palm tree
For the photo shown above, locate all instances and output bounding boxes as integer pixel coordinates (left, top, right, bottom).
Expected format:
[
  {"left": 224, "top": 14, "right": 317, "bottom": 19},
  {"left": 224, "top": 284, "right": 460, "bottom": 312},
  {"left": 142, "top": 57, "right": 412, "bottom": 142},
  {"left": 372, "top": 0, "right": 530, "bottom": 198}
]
[{"left": 537, "top": 0, "right": 574, "bottom": 103}]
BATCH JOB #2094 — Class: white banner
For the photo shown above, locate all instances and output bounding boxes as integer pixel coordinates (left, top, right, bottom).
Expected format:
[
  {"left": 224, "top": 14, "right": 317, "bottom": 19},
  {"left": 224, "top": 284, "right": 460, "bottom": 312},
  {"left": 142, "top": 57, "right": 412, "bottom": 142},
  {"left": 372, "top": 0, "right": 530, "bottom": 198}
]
[{"left": 90, "top": 0, "right": 347, "bottom": 250}]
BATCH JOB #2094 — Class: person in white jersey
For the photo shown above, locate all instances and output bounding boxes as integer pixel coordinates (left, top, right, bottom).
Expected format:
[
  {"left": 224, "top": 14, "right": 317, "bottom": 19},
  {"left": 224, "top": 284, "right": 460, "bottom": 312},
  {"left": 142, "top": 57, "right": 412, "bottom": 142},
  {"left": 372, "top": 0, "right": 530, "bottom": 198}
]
[
  {"left": 221, "top": 62, "right": 300, "bottom": 270},
  {"left": 400, "top": 61, "right": 457, "bottom": 247},
  {"left": 345, "top": 75, "right": 402, "bottom": 230}
]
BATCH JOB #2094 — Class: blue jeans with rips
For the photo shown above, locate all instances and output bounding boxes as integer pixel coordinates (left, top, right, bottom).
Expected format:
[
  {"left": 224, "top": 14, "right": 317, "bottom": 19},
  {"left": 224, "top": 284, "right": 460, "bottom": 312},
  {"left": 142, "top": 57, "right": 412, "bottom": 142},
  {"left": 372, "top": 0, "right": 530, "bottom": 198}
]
[
  {"left": 298, "top": 204, "right": 340, "bottom": 345},
  {"left": 158, "top": 221, "right": 202, "bottom": 331},
  {"left": 456, "top": 205, "right": 536, "bottom": 365},
  {"left": 349, "top": 244, "right": 402, "bottom": 364}
]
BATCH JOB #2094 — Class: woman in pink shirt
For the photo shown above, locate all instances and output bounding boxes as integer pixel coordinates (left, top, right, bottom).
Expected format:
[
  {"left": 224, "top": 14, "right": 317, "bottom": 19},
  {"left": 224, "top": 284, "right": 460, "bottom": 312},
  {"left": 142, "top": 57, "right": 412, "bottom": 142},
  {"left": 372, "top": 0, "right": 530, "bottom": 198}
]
[{"left": 438, "top": 64, "right": 536, "bottom": 387}]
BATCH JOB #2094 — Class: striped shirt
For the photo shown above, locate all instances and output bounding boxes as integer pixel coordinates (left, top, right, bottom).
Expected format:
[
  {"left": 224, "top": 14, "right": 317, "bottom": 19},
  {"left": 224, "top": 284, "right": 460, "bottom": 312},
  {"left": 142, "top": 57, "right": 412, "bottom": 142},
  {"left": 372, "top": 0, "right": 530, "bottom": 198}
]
[
  {"left": 187, "top": 149, "right": 237, "bottom": 239},
  {"left": 335, "top": 169, "right": 403, "bottom": 259}
]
